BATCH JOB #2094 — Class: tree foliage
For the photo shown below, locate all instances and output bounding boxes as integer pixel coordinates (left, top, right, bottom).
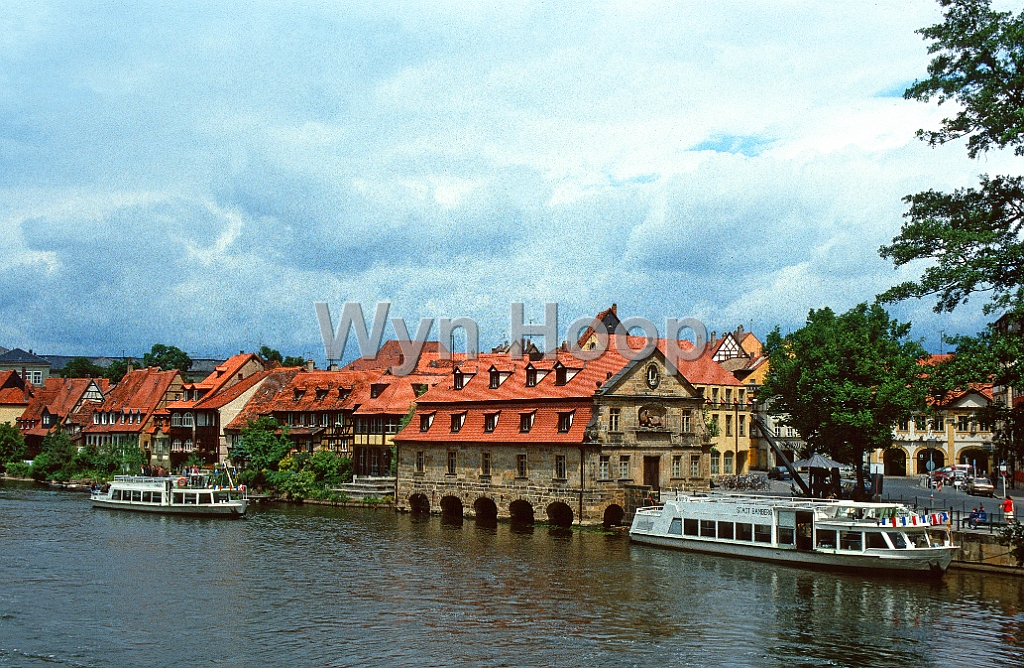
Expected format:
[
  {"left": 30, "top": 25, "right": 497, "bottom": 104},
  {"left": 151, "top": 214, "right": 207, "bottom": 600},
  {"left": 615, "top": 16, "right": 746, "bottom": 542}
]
[
  {"left": 232, "top": 417, "right": 291, "bottom": 473},
  {"left": 30, "top": 431, "right": 78, "bottom": 480},
  {"left": 259, "top": 346, "right": 306, "bottom": 368},
  {"left": 879, "top": 0, "right": 1024, "bottom": 474},
  {"left": 103, "top": 359, "right": 130, "bottom": 383},
  {"left": 59, "top": 357, "right": 105, "bottom": 379},
  {"left": 142, "top": 344, "right": 192, "bottom": 373},
  {"left": 760, "top": 304, "right": 929, "bottom": 497},
  {"left": 0, "top": 422, "right": 26, "bottom": 466}
]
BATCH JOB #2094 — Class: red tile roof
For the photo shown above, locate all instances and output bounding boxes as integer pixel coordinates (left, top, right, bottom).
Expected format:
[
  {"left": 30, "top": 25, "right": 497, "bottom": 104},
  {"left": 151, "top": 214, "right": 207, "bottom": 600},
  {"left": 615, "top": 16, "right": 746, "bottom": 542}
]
[
  {"left": 192, "top": 370, "right": 271, "bottom": 410},
  {"left": 223, "top": 368, "right": 304, "bottom": 431},
  {"left": 166, "top": 353, "right": 264, "bottom": 410},
  {"left": 0, "top": 370, "right": 30, "bottom": 406},
  {"left": 82, "top": 367, "right": 180, "bottom": 434},
  {"left": 341, "top": 340, "right": 448, "bottom": 372},
  {"left": 18, "top": 378, "right": 103, "bottom": 437},
  {"left": 397, "top": 401, "right": 592, "bottom": 444}
]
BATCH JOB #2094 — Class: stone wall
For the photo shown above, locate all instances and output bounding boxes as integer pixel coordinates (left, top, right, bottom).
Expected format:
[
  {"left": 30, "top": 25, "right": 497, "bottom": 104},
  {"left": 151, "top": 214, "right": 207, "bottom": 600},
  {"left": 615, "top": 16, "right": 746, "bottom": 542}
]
[{"left": 951, "top": 530, "right": 1024, "bottom": 576}]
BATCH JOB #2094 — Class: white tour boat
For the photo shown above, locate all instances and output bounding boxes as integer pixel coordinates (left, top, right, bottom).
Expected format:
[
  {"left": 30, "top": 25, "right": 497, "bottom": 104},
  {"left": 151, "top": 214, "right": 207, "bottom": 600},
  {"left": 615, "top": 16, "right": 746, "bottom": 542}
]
[
  {"left": 91, "top": 475, "right": 248, "bottom": 518},
  {"left": 630, "top": 494, "right": 956, "bottom": 575}
]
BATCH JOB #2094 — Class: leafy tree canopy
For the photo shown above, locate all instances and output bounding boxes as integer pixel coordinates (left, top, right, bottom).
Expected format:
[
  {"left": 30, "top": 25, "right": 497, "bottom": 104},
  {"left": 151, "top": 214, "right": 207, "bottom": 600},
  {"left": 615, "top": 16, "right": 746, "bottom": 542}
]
[
  {"left": 0, "top": 422, "right": 26, "bottom": 464},
  {"left": 760, "top": 304, "right": 929, "bottom": 496},
  {"left": 142, "top": 344, "right": 192, "bottom": 373},
  {"left": 879, "top": 0, "right": 1024, "bottom": 472},
  {"left": 59, "top": 357, "right": 105, "bottom": 379},
  {"left": 259, "top": 346, "right": 305, "bottom": 368},
  {"left": 103, "top": 359, "right": 130, "bottom": 383},
  {"left": 232, "top": 416, "right": 291, "bottom": 473}
]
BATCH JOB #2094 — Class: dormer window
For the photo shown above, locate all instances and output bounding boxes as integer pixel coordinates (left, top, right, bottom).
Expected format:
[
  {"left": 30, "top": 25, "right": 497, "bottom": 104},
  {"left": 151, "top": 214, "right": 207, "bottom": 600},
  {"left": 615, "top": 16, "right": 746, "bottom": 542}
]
[
  {"left": 558, "top": 412, "right": 574, "bottom": 433},
  {"left": 293, "top": 388, "right": 305, "bottom": 401},
  {"left": 489, "top": 369, "right": 500, "bottom": 389},
  {"left": 525, "top": 366, "right": 537, "bottom": 388},
  {"left": 315, "top": 388, "right": 328, "bottom": 401},
  {"left": 370, "top": 383, "right": 388, "bottom": 399},
  {"left": 555, "top": 364, "right": 567, "bottom": 386},
  {"left": 420, "top": 413, "right": 435, "bottom": 432},
  {"left": 450, "top": 412, "right": 465, "bottom": 433},
  {"left": 519, "top": 412, "right": 535, "bottom": 433},
  {"left": 484, "top": 412, "right": 499, "bottom": 432},
  {"left": 453, "top": 370, "right": 464, "bottom": 391}
]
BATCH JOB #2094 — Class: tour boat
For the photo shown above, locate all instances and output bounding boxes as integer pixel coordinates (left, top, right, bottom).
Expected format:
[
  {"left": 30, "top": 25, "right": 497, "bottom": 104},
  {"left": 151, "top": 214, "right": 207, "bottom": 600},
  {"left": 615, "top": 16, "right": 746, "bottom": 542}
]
[
  {"left": 90, "top": 475, "right": 248, "bottom": 517},
  {"left": 629, "top": 494, "right": 956, "bottom": 575}
]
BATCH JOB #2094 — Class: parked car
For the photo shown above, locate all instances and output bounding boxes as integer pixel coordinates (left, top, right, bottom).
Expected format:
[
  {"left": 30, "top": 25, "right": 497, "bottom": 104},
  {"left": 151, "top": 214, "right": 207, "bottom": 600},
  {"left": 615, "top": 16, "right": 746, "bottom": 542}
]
[
  {"left": 768, "top": 466, "right": 793, "bottom": 481},
  {"left": 966, "top": 476, "right": 995, "bottom": 497}
]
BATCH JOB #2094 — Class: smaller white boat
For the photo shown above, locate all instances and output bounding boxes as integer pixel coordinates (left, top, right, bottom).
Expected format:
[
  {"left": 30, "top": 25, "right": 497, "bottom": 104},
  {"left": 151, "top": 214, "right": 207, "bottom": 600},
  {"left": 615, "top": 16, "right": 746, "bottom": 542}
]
[
  {"left": 630, "top": 493, "right": 957, "bottom": 575},
  {"left": 91, "top": 475, "right": 247, "bottom": 518}
]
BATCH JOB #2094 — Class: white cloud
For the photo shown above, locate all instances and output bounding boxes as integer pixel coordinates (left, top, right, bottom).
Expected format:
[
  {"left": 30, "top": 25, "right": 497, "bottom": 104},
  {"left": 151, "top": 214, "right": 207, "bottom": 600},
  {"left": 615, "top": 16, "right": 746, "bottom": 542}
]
[{"left": 0, "top": 0, "right": 1018, "bottom": 361}]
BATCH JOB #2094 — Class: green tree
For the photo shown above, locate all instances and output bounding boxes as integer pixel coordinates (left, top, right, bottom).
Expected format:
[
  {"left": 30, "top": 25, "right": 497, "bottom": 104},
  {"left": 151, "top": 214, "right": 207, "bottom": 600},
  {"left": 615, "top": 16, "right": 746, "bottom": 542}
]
[
  {"left": 0, "top": 422, "right": 26, "bottom": 467},
  {"left": 878, "top": 0, "right": 1024, "bottom": 474},
  {"left": 31, "top": 431, "right": 77, "bottom": 480},
  {"left": 760, "top": 304, "right": 929, "bottom": 498},
  {"left": 142, "top": 344, "right": 192, "bottom": 373},
  {"left": 104, "top": 359, "right": 130, "bottom": 383},
  {"left": 259, "top": 346, "right": 304, "bottom": 367},
  {"left": 232, "top": 417, "right": 291, "bottom": 473},
  {"left": 59, "top": 357, "right": 105, "bottom": 378}
]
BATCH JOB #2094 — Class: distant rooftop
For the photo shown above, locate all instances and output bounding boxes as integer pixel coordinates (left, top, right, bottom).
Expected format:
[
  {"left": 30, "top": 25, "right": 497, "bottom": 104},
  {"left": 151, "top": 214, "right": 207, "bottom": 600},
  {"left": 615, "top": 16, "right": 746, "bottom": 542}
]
[{"left": 0, "top": 348, "right": 51, "bottom": 366}]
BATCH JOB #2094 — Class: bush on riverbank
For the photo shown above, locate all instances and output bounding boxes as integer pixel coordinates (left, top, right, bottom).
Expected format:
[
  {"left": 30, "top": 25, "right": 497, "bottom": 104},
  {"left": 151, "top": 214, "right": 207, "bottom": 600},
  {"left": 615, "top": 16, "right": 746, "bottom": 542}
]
[
  {"left": 28, "top": 432, "right": 146, "bottom": 482},
  {"left": 232, "top": 418, "right": 354, "bottom": 500},
  {"left": 0, "top": 422, "right": 27, "bottom": 474}
]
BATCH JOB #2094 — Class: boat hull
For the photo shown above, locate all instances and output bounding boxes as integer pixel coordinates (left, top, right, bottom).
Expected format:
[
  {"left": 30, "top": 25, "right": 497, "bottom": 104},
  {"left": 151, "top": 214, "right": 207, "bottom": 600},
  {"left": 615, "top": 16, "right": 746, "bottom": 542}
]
[
  {"left": 629, "top": 530, "right": 953, "bottom": 575},
  {"left": 91, "top": 498, "right": 247, "bottom": 518}
]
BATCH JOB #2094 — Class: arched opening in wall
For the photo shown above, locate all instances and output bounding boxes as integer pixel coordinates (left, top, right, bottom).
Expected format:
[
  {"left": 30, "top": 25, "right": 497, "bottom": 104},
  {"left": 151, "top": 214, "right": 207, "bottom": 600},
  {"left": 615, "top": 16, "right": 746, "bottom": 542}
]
[
  {"left": 883, "top": 448, "right": 907, "bottom": 477},
  {"left": 509, "top": 499, "right": 535, "bottom": 526},
  {"left": 440, "top": 495, "right": 464, "bottom": 519},
  {"left": 409, "top": 493, "right": 430, "bottom": 514},
  {"left": 959, "top": 449, "right": 989, "bottom": 474},
  {"left": 546, "top": 502, "right": 574, "bottom": 528},
  {"left": 474, "top": 497, "right": 498, "bottom": 525},
  {"left": 603, "top": 504, "right": 625, "bottom": 528},
  {"left": 916, "top": 448, "right": 945, "bottom": 475}
]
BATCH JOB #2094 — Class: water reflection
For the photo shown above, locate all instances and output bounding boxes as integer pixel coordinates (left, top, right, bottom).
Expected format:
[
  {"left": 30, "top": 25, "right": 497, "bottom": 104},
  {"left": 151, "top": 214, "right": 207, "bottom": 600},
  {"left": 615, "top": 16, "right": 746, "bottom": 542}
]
[{"left": 1, "top": 482, "right": 1022, "bottom": 667}]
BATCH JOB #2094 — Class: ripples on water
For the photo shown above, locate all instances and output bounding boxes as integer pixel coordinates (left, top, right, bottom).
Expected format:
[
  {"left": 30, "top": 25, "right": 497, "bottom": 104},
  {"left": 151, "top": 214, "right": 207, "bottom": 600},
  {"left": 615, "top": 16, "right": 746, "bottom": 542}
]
[{"left": 1, "top": 482, "right": 1023, "bottom": 667}]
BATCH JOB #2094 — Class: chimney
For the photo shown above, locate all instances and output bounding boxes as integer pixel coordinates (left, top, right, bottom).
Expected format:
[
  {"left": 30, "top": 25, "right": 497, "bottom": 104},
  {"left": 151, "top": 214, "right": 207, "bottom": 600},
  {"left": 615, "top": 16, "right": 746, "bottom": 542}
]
[
  {"left": 305, "top": 359, "right": 315, "bottom": 372},
  {"left": 126, "top": 358, "right": 133, "bottom": 373},
  {"left": 328, "top": 363, "right": 339, "bottom": 371},
  {"left": 611, "top": 303, "right": 617, "bottom": 314}
]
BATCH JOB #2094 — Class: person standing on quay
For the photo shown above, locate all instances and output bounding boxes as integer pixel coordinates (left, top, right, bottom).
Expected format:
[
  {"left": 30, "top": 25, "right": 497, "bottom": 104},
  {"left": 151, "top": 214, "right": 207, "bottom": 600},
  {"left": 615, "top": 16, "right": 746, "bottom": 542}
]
[{"left": 1001, "top": 496, "right": 1015, "bottom": 523}]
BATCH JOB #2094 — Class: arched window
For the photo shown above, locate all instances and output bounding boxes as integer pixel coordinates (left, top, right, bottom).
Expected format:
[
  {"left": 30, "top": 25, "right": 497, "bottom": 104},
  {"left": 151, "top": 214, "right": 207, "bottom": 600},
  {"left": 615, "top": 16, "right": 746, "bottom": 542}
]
[
  {"left": 184, "top": 439, "right": 194, "bottom": 452},
  {"left": 171, "top": 413, "right": 182, "bottom": 427},
  {"left": 183, "top": 413, "right": 194, "bottom": 427},
  {"left": 171, "top": 439, "right": 182, "bottom": 452}
]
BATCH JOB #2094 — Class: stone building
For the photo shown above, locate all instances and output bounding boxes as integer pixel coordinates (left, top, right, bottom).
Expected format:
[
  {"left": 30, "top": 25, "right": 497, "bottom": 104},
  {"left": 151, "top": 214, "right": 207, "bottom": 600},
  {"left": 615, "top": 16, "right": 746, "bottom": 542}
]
[{"left": 393, "top": 340, "right": 711, "bottom": 526}]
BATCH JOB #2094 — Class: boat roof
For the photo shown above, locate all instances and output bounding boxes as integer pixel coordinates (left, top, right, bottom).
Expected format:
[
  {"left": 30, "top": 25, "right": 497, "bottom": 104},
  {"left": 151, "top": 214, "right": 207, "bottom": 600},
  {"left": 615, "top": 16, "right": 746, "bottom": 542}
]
[{"left": 667, "top": 493, "right": 906, "bottom": 511}]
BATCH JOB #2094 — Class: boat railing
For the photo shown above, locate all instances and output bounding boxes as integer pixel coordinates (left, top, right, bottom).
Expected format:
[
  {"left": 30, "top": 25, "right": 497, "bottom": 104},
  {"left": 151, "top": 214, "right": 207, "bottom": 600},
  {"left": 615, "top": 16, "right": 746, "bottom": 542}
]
[{"left": 112, "top": 475, "right": 172, "bottom": 484}]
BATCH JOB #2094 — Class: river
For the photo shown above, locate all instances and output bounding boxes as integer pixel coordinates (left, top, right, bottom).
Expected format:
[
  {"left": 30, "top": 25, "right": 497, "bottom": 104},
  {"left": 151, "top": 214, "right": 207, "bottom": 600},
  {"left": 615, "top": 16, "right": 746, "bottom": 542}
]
[{"left": 1, "top": 482, "right": 1023, "bottom": 667}]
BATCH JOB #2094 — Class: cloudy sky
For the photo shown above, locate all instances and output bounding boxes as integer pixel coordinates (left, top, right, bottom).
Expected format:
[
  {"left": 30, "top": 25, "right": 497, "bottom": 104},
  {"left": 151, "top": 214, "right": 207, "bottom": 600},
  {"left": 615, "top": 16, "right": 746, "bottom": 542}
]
[{"left": 2, "top": 1, "right": 1020, "bottom": 363}]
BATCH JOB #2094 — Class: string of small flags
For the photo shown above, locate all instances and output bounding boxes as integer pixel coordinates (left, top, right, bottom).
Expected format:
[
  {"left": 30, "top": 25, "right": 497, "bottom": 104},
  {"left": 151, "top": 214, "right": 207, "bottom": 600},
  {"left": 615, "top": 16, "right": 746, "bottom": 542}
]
[{"left": 875, "top": 512, "right": 948, "bottom": 527}]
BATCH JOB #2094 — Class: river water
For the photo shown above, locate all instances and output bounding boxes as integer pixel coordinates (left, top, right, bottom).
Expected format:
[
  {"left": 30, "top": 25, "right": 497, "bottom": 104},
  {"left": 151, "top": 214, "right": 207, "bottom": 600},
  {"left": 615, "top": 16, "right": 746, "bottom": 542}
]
[{"left": 2, "top": 482, "right": 1023, "bottom": 668}]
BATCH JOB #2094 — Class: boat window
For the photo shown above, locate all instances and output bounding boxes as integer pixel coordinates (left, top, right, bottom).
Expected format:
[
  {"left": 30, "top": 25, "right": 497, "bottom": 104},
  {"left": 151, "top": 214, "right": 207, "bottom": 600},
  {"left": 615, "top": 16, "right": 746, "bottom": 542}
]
[
  {"left": 131, "top": 491, "right": 142, "bottom": 502},
  {"left": 184, "top": 493, "right": 198, "bottom": 505},
  {"left": 816, "top": 529, "right": 837, "bottom": 549},
  {"left": 683, "top": 519, "right": 698, "bottom": 536},
  {"left": 700, "top": 520, "right": 716, "bottom": 538},
  {"left": 777, "top": 527, "right": 795, "bottom": 545},
  {"left": 909, "top": 532, "right": 930, "bottom": 548},
  {"left": 889, "top": 532, "right": 908, "bottom": 549},
  {"left": 865, "top": 532, "right": 887, "bottom": 549},
  {"left": 668, "top": 518, "right": 682, "bottom": 535},
  {"left": 927, "top": 530, "right": 947, "bottom": 547},
  {"left": 840, "top": 531, "right": 863, "bottom": 551},
  {"left": 152, "top": 492, "right": 162, "bottom": 504},
  {"left": 754, "top": 524, "right": 771, "bottom": 543},
  {"left": 173, "top": 492, "right": 184, "bottom": 504},
  {"left": 717, "top": 522, "right": 734, "bottom": 540},
  {"left": 142, "top": 492, "right": 151, "bottom": 503},
  {"left": 200, "top": 493, "right": 213, "bottom": 504},
  {"left": 736, "top": 523, "right": 753, "bottom": 541}
]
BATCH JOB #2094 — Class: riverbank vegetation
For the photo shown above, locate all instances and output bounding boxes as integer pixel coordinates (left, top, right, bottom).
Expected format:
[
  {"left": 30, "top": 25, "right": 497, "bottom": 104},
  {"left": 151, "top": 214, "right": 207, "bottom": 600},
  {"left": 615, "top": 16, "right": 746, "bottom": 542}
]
[
  {"left": 231, "top": 417, "right": 356, "bottom": 501},
  {"left": 1, "top": 427, "right": 147, "bottom": 482}
]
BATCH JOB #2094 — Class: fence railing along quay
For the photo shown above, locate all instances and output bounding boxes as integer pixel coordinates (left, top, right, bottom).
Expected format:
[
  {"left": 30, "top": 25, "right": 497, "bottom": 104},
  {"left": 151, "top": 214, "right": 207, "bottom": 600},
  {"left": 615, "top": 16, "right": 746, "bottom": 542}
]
[{"left": 878, "top": 492, "right": 1016, "bottom": 534}]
